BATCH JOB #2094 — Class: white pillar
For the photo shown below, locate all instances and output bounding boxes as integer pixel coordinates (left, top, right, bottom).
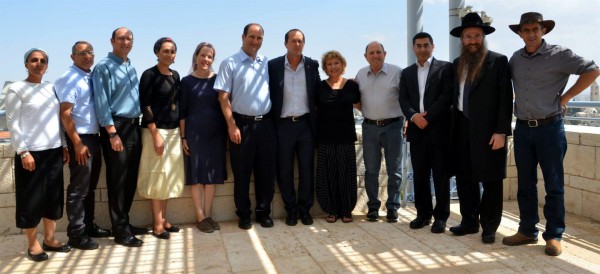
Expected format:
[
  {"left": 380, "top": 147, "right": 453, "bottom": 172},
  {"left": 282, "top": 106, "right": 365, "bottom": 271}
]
[
  {"left": 407, "top": 0, "right": 423, "bottom": 67},
  {"left": 449, "top": 0, "right": 465, "bottom": 61}
]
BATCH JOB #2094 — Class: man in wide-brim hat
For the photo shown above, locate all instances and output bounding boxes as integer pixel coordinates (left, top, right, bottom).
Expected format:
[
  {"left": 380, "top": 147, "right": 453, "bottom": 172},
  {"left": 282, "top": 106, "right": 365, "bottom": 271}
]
[
  {"left": 503, "top": 12, "right": 599, "bottom": 257},
  {"left": 447, "top": 12, "right": 513, "bottom": 245}
]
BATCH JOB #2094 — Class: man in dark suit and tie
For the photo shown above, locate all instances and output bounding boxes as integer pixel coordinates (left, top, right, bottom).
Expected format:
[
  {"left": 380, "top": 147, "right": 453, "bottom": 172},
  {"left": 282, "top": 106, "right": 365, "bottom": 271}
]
[
  {"left": 399, "top": 32, "right": 453, "bottom": 234},
  {"left": 268, "top": 29, "right": 320, "bottom": 226},
  {"left": 448, "top": 13, "right": 513, "bottom": 244}
]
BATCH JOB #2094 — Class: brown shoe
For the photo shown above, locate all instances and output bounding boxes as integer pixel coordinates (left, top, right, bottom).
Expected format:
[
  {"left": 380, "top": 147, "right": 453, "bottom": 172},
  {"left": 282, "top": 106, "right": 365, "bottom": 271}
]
[
  {"left": 502, "top": 232, "right": 538, "bottom": 246},
  {"left": 545, "top": 239, "right": 562, "bottom": 256},
  {"left": 196, "top": 219, "right": 214, "bottom": 233}
]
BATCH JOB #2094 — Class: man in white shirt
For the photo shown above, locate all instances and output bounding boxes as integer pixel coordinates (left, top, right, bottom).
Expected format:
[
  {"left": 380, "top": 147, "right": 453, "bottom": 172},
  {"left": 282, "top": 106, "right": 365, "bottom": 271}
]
[{"left": 354, "top": 41, "right": 403, "bottom": 222}]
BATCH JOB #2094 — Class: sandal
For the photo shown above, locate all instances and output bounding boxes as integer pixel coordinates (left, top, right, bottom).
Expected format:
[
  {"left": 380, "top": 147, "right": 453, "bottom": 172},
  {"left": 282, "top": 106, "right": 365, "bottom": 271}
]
[{"left": 326, "top": 215, "right": 338, "bottom": 223}]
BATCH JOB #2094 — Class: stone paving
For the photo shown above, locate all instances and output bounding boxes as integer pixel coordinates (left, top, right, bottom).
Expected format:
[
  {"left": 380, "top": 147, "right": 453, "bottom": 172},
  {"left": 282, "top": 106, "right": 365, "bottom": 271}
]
[{"left": 0, "top": 201, "right": 599, "bottom": 274}]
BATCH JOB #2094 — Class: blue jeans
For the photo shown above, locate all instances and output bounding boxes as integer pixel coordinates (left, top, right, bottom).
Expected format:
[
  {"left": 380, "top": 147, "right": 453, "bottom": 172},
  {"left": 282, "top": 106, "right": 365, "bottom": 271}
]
[
  {"left": 514, "top": 119, "right": 567, "bottom": 240},
  {"left": 362, "top": 119, "right": 403, "bottom": 211}
]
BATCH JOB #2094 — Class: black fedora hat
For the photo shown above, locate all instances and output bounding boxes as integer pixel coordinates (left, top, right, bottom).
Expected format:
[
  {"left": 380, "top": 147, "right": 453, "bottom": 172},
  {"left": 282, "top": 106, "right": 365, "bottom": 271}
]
[
  {"left": 509, "top": 12, "right": 555, "bottom": 34},
  {"left": 450, "top": 12, "right": 496, "bottom": 37}
]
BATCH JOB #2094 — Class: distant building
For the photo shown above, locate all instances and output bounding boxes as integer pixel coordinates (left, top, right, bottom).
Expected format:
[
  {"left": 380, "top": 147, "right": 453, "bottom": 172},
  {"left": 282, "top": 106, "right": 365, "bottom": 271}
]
[{"left": 591, "top": 81, "right": 599, "bottom": 101}]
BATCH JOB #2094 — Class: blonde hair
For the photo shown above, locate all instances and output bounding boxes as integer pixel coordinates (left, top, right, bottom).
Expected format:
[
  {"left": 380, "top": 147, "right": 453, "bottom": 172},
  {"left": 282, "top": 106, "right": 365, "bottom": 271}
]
[{"left": 321, "top": 50, "right": 346, "bottom": 76}]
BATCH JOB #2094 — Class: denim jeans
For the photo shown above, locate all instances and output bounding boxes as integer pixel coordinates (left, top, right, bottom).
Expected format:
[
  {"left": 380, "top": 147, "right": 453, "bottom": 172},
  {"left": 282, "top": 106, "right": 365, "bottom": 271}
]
[
  {"left": 514, "top": 119, "right": 567, "bottom": 240},
  {"left": 361, "top": 119, "right": 403, "bottom": 211}
]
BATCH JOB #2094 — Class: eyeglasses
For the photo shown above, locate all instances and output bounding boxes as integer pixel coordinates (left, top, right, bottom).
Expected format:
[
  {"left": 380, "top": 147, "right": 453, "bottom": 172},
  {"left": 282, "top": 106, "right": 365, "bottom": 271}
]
[
  {"left": 75, "top": 51, "right": 94, "bottom": 56},
  {"left": 115, "top": 37, "right": 133, "bottom": 42},
  {"left": 462, "top": 34, "right": 483, "bottom": 41}
]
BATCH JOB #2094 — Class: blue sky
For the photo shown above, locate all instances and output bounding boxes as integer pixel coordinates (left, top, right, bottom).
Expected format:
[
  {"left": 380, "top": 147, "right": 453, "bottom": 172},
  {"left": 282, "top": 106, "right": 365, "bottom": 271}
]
[{"left": 1, "top": 0, "right": 599, "bottom": 97}]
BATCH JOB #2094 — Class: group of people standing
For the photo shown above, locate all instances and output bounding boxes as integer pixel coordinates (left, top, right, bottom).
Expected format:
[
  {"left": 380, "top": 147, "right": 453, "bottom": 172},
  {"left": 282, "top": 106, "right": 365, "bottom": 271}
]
[
  {"left": 5, "top": 11, "right": 599, "bottom": 263},
  {"left": 6, "top": 28, "right": 227, "bottom": 262},
  {"left": 400, "top": 12, "right": 598, "bottom": 258}
]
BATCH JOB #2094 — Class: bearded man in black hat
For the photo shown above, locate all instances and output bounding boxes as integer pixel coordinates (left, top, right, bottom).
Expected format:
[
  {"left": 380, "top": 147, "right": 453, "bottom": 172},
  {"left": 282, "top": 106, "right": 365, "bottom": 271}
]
[
  {"left": 503, "top": 12, "right": 599, "bottom": 256},
  {"left": 447, "top": 13, "right": 513, "bottom": 244}
]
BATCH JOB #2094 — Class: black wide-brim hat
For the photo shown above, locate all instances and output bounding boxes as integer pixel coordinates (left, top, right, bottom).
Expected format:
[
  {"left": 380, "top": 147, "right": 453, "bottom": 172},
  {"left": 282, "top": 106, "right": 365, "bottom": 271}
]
[
  {"left": 450, "top": 12, "right": 496, "bottom": 37},
  {"left": 509, "top": 12, "right": 555, "bottom": 34}
]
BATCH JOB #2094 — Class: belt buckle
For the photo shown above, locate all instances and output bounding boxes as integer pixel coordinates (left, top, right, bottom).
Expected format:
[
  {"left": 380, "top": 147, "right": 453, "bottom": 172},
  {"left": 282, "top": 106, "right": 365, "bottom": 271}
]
[
  {"left": 254, "top": 115, "right": 263, "bottom": 121},
  {"left": 291, "top": 116, "right": 300, "bottom": 122},
  {"left": 527, "top": 119, "right": 538, "bottom": 127},
  {"left": 376, "top": 120, "right": 385, "bottom": 126}
]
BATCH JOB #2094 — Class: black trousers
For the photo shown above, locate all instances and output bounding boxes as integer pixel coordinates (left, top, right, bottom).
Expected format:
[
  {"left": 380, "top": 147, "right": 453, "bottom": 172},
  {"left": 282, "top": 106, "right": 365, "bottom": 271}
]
[
  {"left": 410, "top": 134, "right": 450, "bottom": 221},
  {"left": 99, "top": 117, "right": 141, "bottom": 238},
  {"left": 230, "top": 115, "right": 277, "bottom": 218},
  {"left": 276, "top": 117, "right": 314, "bottom": 214},
  {"left": 66, "top": 134, "right": 102, "bottom": 238},
  {"left": 454, "top": 113, "right": 503, "bottom": 233}
]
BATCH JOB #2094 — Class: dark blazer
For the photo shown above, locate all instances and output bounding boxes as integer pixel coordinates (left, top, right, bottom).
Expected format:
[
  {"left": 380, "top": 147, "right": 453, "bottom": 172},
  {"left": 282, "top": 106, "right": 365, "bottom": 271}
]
[
  {"left": 268, "top": 55, "right": 321, "bottom": 137},
  {"left": 450, "top": 50, "right": 513, "bottom": 181},
  {"left": 399, "top": 58, "right": 453, "bottom": 145}
]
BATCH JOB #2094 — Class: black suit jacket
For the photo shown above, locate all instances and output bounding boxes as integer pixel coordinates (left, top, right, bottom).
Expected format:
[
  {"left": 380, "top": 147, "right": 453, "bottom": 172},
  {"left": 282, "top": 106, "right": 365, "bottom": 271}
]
[
  {"left": 450, "top": 50, "right": 513, "bottom": 181},
  {"left": 268, "top": 55, "right": 321, "bottom": 137},
  {"left": 399, "top": 58, "right": 453, "bottom": 145}
]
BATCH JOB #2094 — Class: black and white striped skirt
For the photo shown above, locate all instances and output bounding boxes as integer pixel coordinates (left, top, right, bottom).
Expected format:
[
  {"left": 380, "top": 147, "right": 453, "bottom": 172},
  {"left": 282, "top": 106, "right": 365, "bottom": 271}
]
[{"left": 315, "top": 143, "right": 357, "bottom": 216}]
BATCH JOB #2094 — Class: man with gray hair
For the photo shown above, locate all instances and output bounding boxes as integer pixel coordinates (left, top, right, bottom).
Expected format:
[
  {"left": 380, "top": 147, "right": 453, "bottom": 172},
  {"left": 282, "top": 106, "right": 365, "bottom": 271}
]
[{"left": 354, "top": 41, "right": 403, "bottom": 223}]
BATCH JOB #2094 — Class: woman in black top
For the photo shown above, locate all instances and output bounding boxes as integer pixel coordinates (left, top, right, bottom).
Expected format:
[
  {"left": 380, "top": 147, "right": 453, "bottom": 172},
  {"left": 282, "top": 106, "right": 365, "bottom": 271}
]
[
  {"left": 315, "top": 50, "right": 360, "bottom": 223},
  {"left": 137, "top": 37, "right": 184, "bottom": 240}
]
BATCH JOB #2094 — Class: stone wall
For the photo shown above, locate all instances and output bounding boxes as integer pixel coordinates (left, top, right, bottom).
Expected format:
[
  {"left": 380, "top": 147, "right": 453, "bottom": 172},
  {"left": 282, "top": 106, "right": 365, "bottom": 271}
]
[
  {"left": 1, "top": 124, "right": 599, "bottom": 235},
  {"left": 504, "top": 125, "right": 600, "bottom": 221}
]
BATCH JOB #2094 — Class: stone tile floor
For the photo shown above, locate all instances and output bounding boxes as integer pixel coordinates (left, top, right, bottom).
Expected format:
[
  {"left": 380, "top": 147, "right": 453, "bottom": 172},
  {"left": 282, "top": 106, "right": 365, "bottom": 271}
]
[{"left": 1, "top": 201, "right": 599, "bottom": 273}]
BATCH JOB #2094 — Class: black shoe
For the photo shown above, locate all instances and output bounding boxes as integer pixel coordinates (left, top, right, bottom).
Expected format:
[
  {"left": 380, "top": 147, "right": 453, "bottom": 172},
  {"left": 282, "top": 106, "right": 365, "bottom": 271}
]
[
  {"left": 68, "top": 236, "right": 99, "bottom": 250},
  {"left": 449, "top": 224, "right": 479, "bottom": 236},
  {"left": 366, "top": 209, "right": 379, "bottom": 222},
  {"left": 286, "top": 213, "right": 298, "bottom": 226},
  {"left": 130, "top": 225, "right": 149, "bottom": 235},
  {"left": 152, "top": 231, "right": 170, "bottom": 240},
  {"left": 482, "top": 231, "right": 496, "bottom": 244},
  {"left": 239, "top": 217, "right": 252, "bottom": 230},
  {"left": 114, "top": 235, "right": 143, "bottom": 247},
  {"left": 84, "top": 223, "right": 112, "bottom": 238},
  {"left": 256, "top": 216, "right": 274, "bottom": 228},
  {"left": 431, "top": 220, "right": 446, "bottom": 233},
  {"left": 409, "top": 217, "right": 431, "bottom": 229},
  {"left": 386, "top": 210, "right": 399, "bottom": 223},
  {"left": 299, "top": 212, "right": 313, "bottom": 225},
  {"left": 27, "top": 249, "right": 48, "bottom": 262},
  {"left": 165, "top": 226, "right": 180, "bottom": 233},
  {"left": 42, "top": 242, "right": 72, "bottom": 253}
]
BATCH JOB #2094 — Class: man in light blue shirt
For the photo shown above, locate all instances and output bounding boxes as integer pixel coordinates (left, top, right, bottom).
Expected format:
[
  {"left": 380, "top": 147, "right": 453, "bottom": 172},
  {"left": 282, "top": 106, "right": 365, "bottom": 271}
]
[
  {"left": 55, "top": 41, "right": 111, "bottom": 250},
  {"left": 92, "top": 27, "right": 147, "bottom": 247},
  {"left": 215, "top": 23, "right": 277, "bottom": 230}
]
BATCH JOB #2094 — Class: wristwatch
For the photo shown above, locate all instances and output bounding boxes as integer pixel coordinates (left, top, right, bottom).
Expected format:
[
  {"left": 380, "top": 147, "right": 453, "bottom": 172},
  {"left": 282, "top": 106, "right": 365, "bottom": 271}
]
[
  {"left": 109, "top": 132, "right": 118, "bottom": 139},
  {"left": 20, "top": 151, "right": 30, "bottom": 159}
]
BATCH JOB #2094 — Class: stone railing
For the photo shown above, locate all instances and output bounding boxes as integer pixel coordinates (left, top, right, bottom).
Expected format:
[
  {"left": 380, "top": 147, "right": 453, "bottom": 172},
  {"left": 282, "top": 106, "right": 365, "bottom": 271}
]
[
  {"left": 504, "top": 124, "right": 600, "bottom": 221},
  {"left": 1, "top": 124, "right": 599, "bottom": 235}
]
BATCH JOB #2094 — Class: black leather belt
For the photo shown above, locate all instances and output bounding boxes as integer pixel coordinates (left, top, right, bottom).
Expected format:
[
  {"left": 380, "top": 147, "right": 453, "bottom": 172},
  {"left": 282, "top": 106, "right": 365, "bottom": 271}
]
[
  {"left": 281, "top": 114, "right": 308, "bottom": 122},
  {"left": 363, "top": 117, "right": 401, "bottom": 126},
  {"left": 79, "top": 133, "right": 99, "bottom": 137},
  {"left": 517, "top": 115, "right": 562, "bottom": 127},
  {"left": 234, "top": 113, "right": 267, "bottom": 121},
  {"left": 113, "top": 116, "right": 140, "bottom": 125}
]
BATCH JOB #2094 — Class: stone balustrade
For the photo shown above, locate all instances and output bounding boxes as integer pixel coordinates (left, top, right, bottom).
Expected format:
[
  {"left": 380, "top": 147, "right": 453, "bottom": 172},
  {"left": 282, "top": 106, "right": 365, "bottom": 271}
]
[{"left": 0, "top": 124, "right": 599, "bottom": 235}]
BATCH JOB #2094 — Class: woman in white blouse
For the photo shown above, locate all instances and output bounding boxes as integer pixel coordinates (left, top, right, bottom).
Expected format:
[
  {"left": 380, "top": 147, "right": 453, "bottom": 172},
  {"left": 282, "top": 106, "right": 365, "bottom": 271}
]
[{"left": 5, "top": 48, "right": 70, "bottom": 262}]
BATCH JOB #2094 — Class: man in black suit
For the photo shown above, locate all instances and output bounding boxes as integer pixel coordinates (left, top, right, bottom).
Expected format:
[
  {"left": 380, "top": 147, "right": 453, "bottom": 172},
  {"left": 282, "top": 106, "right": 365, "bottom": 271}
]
[
  {"left": 448, "top": 13, "right": 513, "bottom": 244},
  {"left": 268, "top": 29, "right": 320, "bottom": 226},
  {"left": 399, "top": 32, "right": 453, "bottom": 234}
]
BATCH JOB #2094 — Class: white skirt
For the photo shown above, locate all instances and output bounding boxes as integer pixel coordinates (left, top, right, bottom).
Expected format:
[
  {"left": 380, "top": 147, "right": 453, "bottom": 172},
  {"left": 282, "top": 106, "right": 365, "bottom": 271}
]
[{"left": 137, "top": 128, "right": 184, "bottom": 199}]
